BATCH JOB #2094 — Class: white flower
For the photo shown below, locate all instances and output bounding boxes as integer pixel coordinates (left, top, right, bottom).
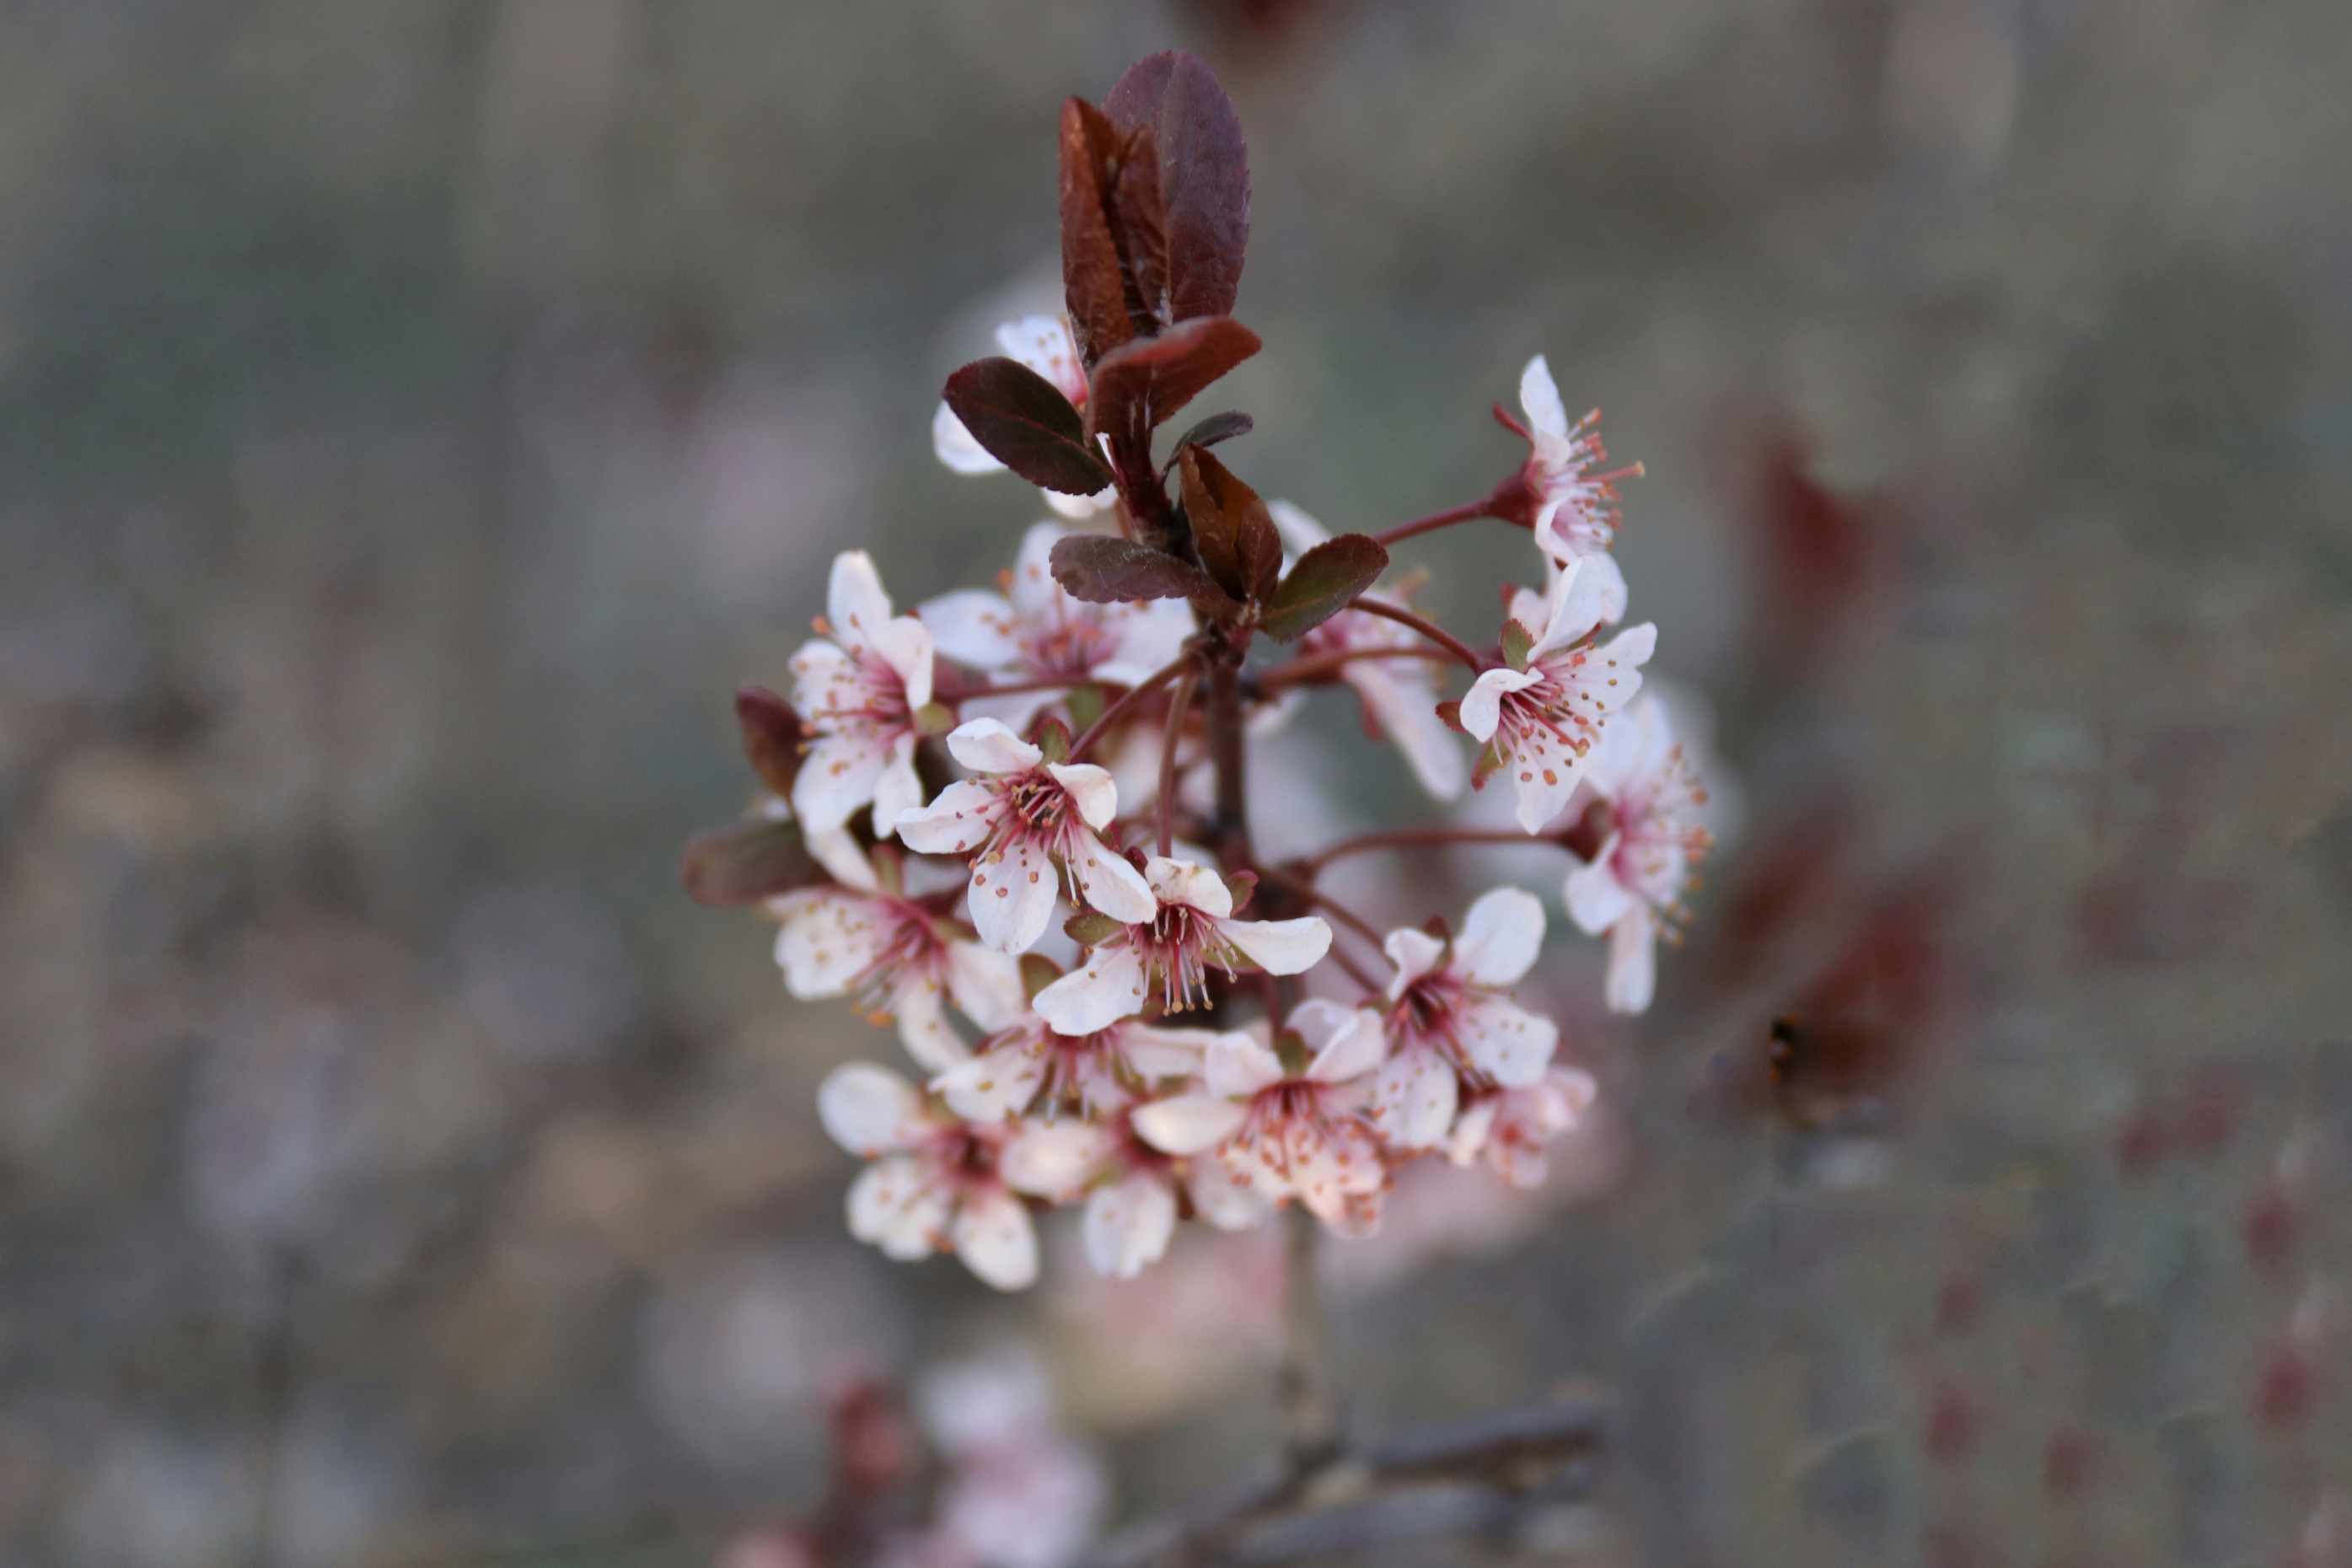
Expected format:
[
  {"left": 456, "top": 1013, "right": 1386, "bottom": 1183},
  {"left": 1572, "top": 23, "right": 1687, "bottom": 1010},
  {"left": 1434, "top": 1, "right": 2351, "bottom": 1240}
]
[
  {"left": 1517, "top": 354, "right": 1624, "bottom": 565},
  {"left": 771, "top": 840, "right": 1025, "bottom": 1073},
  {"left": 921, "top": 523, "right": 1193, "bottom": 732},
  {"left": 1032, "top": 858, "right": 1331, "bottom": 1035},
  {"left": 791, "top": 551, "right": 937, "bottom": 837},
  {"left": 931, "top": 1006, "right": 1220, "bottom": 1122},
  {"left": 1564, "top": 695, "right": 1714, "bottom": 1013},
  {"left": 932, "top": 315, "right": 1114, "bottom": 519},
  {"left": 1131, "top": 1004, "right": 1389, "bottom": 1235},
  {"left": 1445, "top": 1066, "right": 1598, "bottom": 1189},
  {"left": 1268, "top": 502, "right": 1464, "bottom": 800},
  {"left": 916, "top": 1349, "right": 1105, "bottom": 1568},
  {"left": 1369, "top": 888, "right": 1560, "bottom": 1149},
  {"left": 895, "top": 718, "right": 1157, "bottom": 953},
  {"left": 998, "top": 1081, "right": 1273, "bottom": 1280},
  {"left": 1458, "top": 555, "right": 1657, "bottom": 832},
  {"left": 818, "top": 1063, "right": 1040, "bottom": 1291}
]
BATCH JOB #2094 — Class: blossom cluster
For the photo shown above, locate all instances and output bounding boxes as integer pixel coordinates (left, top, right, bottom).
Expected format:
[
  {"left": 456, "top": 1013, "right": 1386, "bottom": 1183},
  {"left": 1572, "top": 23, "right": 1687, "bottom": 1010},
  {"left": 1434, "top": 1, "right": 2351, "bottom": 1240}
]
[{"left": 684, "top": 52, "right": 1715, "bottom": 1292}]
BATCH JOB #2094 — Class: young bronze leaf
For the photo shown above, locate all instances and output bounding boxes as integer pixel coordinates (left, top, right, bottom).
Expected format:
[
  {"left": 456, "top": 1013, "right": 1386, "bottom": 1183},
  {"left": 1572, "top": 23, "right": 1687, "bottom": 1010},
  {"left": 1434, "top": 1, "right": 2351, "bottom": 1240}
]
[
  {"left": 1060, "top": 99, "right": 1132, "bottom": 368},
  {"left": 1088, "top": 317, "right": 1261, "bottom": 439},
  {"left": 1179, "top": 446, "right": 1273, "bottom": 601},
  {"left": 1238, "top": 493, "right": 1283, "bottom": 604},
  {"left": 1113, "top": 123, "right": 1170, "bottom": 328},
  {"left": 682, "top": 819, "right": 826, "bottom": 906},
  {"left": 1050, "top": 533, "right": 1232, "bottom": 611},
  {"left": 734, "top": 685, "right": 807, "bottom": 798},
  {"left": 943, "top": 357, "right": 1114, "bottom": 495},
  {"left": 1169, "top": 411, "right": 1253, "bottom": 456},
  {"left": 1259, "top": 533, "right": 1390, "bottom": 642},
  {"left": 1104, "top": 51, "right": 1250, "bottom": 322}
]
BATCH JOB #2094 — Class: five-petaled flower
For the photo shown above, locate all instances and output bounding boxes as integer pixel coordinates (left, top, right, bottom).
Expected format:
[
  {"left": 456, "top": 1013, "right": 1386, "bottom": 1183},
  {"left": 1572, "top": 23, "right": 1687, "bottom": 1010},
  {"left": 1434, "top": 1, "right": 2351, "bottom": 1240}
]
[
  {"left": 1459, "top": 555, "right": 1658, "bottom": 832},
  {"left": 1446, "top": 1066, "right": 1599, "bottom": 1189},
  {"left": 1033, "top": 858, "right": 1331, "bottom": 1036},
  {"left": 1371, "top": 888, "right": 1560, "bottom": 1149},
  {"left": 1565, "top": 695, "right": 1715, "bottom": 1013},
  {"left": 931, "top": 316, "right": 1114, "bottom": 518},
  {"left": 922, "top": 523, "right": 1192, "bottom": 734},
  {"left": 771, "top": 839, "right": 1025, "bottom": 1073},
  {"left": 819, "top": 1061, "right": 1041, "bottom": 1291},
  {"left": 931, "top": 1007, "right": 1222, "bottom": 1123},
  {"left": 895, "top": 718, "right": 1157, "bottom": 953},
  {"left": 1131, "top": 1004, "right": 1390, "bottom": 1235},
  {"left": 791, "top": 551, "right": 936, "bottom": 838},
  {"left": 1512, "top": 354, "right": 1628, "bottom": 566}
]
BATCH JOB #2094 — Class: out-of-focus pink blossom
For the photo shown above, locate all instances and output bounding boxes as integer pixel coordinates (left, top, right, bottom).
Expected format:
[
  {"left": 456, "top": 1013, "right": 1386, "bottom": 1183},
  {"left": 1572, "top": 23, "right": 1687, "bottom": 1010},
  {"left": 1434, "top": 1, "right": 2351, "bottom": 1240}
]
[
  {"left": 1565, "top": 695, "right": 1715, "bottom": 1013},
  {"left": 791, "top": 552, "right": 936, "bottom": 837},
  {"left": 1446, "top": 1066, "right": 1598, "bottom": 1189},
  {"left": 819, "top": 1064, "right": 1040, "bottom": 1291},
  {"left": 1370, "top": 888, "right": 1559, "bottom": 1150}
]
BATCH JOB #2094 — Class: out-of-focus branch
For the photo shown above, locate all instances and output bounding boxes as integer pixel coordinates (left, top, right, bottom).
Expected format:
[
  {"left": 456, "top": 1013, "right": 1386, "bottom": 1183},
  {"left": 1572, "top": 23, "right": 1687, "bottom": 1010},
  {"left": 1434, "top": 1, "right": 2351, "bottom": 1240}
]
[
  {"left": 1276, "top": 1207, "right": 1338, "bottom": 1464},
  {"left": 1080, "top": 1397, "right": 1608, "bottom": 1568}
]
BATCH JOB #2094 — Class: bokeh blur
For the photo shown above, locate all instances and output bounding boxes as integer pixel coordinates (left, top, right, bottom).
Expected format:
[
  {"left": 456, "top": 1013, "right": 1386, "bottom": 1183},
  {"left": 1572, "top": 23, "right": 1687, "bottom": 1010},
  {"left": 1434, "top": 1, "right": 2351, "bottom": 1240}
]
[{"left": 3, "top": 1, "right": 2349, "bottom": 1563}]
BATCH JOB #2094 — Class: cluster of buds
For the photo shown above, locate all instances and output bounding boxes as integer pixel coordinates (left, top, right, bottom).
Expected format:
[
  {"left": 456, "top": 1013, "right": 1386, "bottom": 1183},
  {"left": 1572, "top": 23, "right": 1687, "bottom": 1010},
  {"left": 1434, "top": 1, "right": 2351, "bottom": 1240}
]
[{"left": 685, "top": 52, "right": 1714, "bottom": 1291}]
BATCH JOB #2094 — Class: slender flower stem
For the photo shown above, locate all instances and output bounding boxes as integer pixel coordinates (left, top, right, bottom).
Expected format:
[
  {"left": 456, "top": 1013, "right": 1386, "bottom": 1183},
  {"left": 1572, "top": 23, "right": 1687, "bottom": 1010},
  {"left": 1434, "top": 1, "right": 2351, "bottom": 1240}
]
[
  {"left": 1068, "top": 653, "right": 1195, "bottom": 762},
  {"left": 1157, "top": 672, "right": 1197, "bottom": 857},
  {"left": 1207, "top": 657, "right": 1250, "bottom": 864},
  {"left": 1279, "top": 1206, "right": 1340, "bottom": 1464},
  {"left": 1372, "top": 498, "right": 1496, "bottom": 547},
  {"left": 1255, "top": 645, "right": 1454, "bottom": 693},
  {"left": 1345, "top": 599, "right": 1485, "bottom": 673}
]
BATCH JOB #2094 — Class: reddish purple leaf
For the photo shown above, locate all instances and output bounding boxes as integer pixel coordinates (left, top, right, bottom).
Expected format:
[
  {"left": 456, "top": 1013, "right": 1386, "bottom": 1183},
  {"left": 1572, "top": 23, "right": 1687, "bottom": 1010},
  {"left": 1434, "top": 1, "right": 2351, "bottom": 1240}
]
[
  {"left": 1112, "top": 123, "right": 1169, "bottom": 326},
  {"left": 1060, "top": 99, "right": 1133, "bottom": 368},
  {"left": 1104, "top": 52, "right": 1250, "bottom": 323},
  {"left": 1179, "top": 446, "right": 1279, "bottom": 603},
  {"left": 1088, "top": 317, "right": 1261, "bottom": 441},
  {"left": 1050, "top": 533, "right": 1227, "bottom": 608},
  {"left": 734, "top": 685, "right": 807, "bottom": 799},
  {"left": 943, "top": 357, "right": 1114, "bottom": 496},
  {"left": 1259, "top": 533, "right": 1389, "bottom": 642},
  {"left": 1169, "top": 411, "right": 1253, "bottom": 455},
  {"left": 682, "top": 819, "right": 827, "bottom": 906}
]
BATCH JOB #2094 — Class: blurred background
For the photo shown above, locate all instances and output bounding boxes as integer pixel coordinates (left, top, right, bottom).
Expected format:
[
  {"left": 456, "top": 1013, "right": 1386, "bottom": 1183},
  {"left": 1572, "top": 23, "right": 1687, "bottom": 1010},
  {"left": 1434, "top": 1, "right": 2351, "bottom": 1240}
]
[{"left": 3, "top": 0, "right": 2349, "bottom": 1563}]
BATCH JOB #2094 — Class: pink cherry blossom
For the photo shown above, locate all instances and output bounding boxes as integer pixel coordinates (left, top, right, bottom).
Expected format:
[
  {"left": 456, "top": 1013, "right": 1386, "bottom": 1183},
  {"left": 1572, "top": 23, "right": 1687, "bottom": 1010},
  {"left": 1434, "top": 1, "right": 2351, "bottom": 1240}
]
[
  {"left": 1369, "top": 888, "right": 1560, "bottom": 1149},
  {"left": 1459, "top": 555, "right": 1657, "bottom": 832},
  {"left": 1565, "top": 695, "right": 1715, "bottom": 1013},
  {"left": 894, "top": 718, "right": 1157, "bottom": 953},
  {"left": 1000, "top": 1082, "right": 1271, "bottom": 1279},
  {"left": 1514, "top": 354, "right": 1628, "bottom": 565},
  {"left": 1033, "top": 858, "right": 1331, "bottom": 1036},
  {"left": 817, "top": 1063, "right": 1041, "bottom": 1291},
  {"left": 921, "top": 523, "right": 1192, "bottom": 733},
  {"left": 1445, "top": 1066, "right": 1599, "bottom": 1189},
  {"left": 1269, "top": 502, "right": 1464, "bottom": 800},
  {"left": 772, "top": 841, "right": 1025, "bottom": 1073},
  {"left": 1131, "top": 1004, "right": 1389, "bottom": 1235},
  {"left": 932, "top": 1007, "right": 1222, "bottom": 1123},
  {"left": 931, "top": 316, "right": 1114, "bottom": 519},
  {"left": 791, "top": 551, "right": 937, "bottom": 837},
  {"left": 916, "top": 1350, "right": 1104, "bottom": 1568}
]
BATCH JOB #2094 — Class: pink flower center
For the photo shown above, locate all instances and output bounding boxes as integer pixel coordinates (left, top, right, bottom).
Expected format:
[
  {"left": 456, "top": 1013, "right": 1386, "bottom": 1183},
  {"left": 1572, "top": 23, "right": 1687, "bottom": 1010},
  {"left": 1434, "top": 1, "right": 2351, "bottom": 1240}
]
[
  {"left": 845, "top": 899, "right": 948, "bottom": 1022},
  {"left": 1017, "top": 608, "right": 1120, "bottom": 680},
  {"left": 1387, "top": 970, "right": 1495, "bottom": 1089},
  {"left": 1127, "top": 902, "right": 1234, "bottom": 1014},
  {"left": 811, "top": 647, "right": 914, "bottom": 738}
]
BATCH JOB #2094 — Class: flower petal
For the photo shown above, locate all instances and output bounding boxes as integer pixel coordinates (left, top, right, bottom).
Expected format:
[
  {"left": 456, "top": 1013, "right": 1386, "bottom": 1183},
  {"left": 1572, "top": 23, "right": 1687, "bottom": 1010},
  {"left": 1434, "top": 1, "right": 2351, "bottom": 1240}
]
[
  {"left": 1045, "top": 762, "right": 1120, "bottom": 831},
  {"left": 1083, "top": 1172, "right": 1177, "bottom": 1280},
  {"left": 1374, "top": 1044, "right": 1459, "bottom": 1150},
  {"left": 1204, "top": 1029, "right": 1287, "bottom": 1098},
  {"left": 871, "top": 734, "right": 926, "bottom": 840},
  {"left": 1007, "top": 523, "right": 1068, "bottom": 617},
  {"left": 1098, "top": 598, "right": 1193, "bottom": 681},
  {"left": 1605, "top": 904, "right": 1658, "bottom": 1014},
  {"left": 1034, "top": 940, "right": 1149, "bottom": 1036},
  {"left": 933, "top": 1035, "right": 1048, "bottom": 1123},
  {"left": 1114, "top": 1023, "right": 1224, "bottom": 1081},
  {"left": 828, "top": 551, "right": 896, "bottom": 650},
  {"left": 1186, "top": 1153, "right": 1275, "bottom": 1231},
  {"left": 1045, "top": 486, "right": 1114, "bottom": 518},
  {"left": 773, "top": 889, "right": 889, "bottom": 999},
  {"left": 1302, "top": 1006, "right": 1386, "bottom": 1084},
  {"left": 1458, "top": 667, "right": 1539, "bottom": 743},
  {"left": 804, "top": 825, "right": 882, "bottom": 891},
  {"left": 919, "top": 588, "right": 1021, "bottom": 669},
  {"left": 866, "top": 616, "right": 934, "bottom": 709},
  {"left": 1565, "top": 846, "right": 1637, "bottom": 935},
  {"left": 1145, "top": 856, "right": 1231, "bottom": 918},
  {"left": 968, "top": 834, "right": 1058, "bottom": 954},
  {"left": 1456, "top": 886, "right": 1547, "bottom": 986},
  {"left": 1381, "top": 928, "right": 1447, "bottom": 999},
  {"left": 1347, "top": 663, "right": 1465, "bottom": 801},
  {"left": 1217, "top": 916, "right": 1331, "bottom": 976},
  {"left": 792, "top": 731, "right": 889, "bottom": 834},
  {"left": 1266, "top": 498, "right": 1332, "bottom": 554},
  {"left": 896, "top": 779, "right": 1002, "bottom": 856},
  {"left": 947, "top": 717, "right": 1043, "bottom": 776},
  {"left": 818, "top": 1061, "right": 928, "bottom": 1156},
  {"left": 946, "top": 941, "right": 1028, "bottom": 1031},
  {"left": 847, "top": 1155, "right": 950, "bottom": 1260},
  {"left": 1066, "top": 830, "right": 1157, "bottom": 925},
  {"left": 1519, "top": 354, "right": 1571, "bottom": 440},
  {"left": 995, "top": 314, "right": 1085, "bottom": 403},
  {"left": 1131, "top": 1093, "right": 1249, "bottom": 1155},
  {"left": 932, "top": 401, "right": 1006, "bottom": 475},
  {"left": 1446, "top": 1096, "right": 1501, "bottom": 1168},
  {"left": 1504, "top": 718, "right": 1587, "bottom": 835},
  {"left": 1001, "top": 1117, "right": 1112, "bottom": 1200},
  {"left": 1455, "top": 996, "right": 1558, "bottom": 1087},
  {"left": 894, "top": 975, "right": 972, "bottom": 1074},
  {"left": 950, "top": 1187, "right": 1039, "bottom": 1291}
]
